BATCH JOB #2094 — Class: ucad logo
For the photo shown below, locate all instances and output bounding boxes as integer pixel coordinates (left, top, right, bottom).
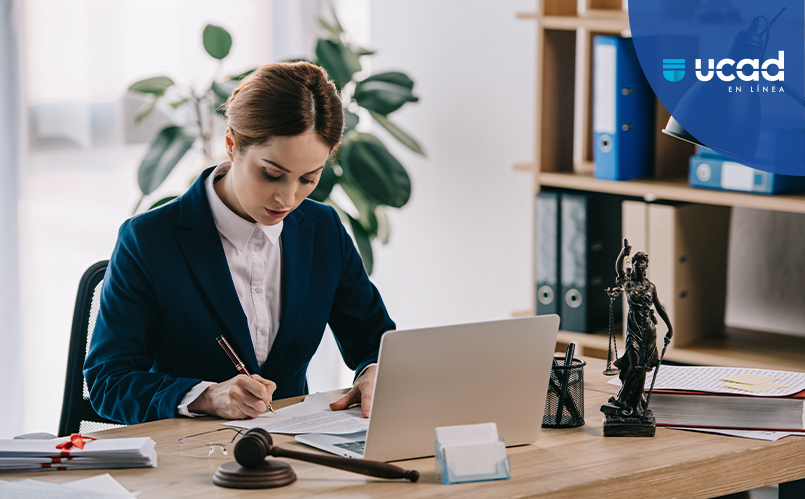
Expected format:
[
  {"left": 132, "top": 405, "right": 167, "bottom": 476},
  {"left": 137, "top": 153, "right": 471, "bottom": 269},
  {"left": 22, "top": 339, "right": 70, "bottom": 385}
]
[
  {"left": 662, "top": 59, "right": 685, "bottom": 82},
  {"left": 662, "top": 51, "right": 785, "bottom": 82}
]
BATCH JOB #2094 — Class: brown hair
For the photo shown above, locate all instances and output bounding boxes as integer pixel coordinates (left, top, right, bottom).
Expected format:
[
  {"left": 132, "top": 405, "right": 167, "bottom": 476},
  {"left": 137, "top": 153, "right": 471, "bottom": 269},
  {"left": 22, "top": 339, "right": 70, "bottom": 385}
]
[{"left": 224, "top": 61, "right": 344, "bottom": 152}]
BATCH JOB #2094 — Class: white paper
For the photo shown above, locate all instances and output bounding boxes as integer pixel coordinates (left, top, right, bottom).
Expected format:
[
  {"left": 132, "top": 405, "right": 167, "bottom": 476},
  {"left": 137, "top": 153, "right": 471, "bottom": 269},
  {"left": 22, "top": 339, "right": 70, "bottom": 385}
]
[
  {"left": 0, "top": 474, "right": 133, "bottom": 498},
  {"left": 0, "top": 438, "right": 156, "bottom": 471},
  {"left": 665, "top": 426, "right": 805, "bottom": 441},
  {"left": 435, "top": 423, "right": 499, "bottom": 447},
  {"left": 224, "top": 390, "right": 370, "bottom": 435},
  {"left": 443, "top": 441, "right": 506, "bottom": 476},
  {"left": 64, "top": 474, "right": 134, "bottom": 497},
  {"left": 606, "top": 366, "right": 805, "bottom": 397}
]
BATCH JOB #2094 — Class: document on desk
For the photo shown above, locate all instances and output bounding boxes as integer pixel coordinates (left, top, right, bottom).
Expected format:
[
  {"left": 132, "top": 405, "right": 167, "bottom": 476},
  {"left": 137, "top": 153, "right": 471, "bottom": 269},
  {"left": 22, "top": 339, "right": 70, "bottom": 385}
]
[
  {"left": 0, "top": 473, "right": 134, "bottom": 497},
  {"left": 666, "top": 427, "right": 805, "bottom": 442},
  {"left": 224, "top": 391, "right": 370, "bottom": 435},
  {"left": 607, "top": 366, "right": 805, "bottom": 397}
]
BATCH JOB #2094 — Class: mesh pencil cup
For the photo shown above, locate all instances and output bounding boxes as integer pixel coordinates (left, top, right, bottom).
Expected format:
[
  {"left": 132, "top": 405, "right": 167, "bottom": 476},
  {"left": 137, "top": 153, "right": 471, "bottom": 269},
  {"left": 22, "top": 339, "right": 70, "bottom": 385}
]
[{"left": 542, "top": 357, "right": 586, "bottom": 428}]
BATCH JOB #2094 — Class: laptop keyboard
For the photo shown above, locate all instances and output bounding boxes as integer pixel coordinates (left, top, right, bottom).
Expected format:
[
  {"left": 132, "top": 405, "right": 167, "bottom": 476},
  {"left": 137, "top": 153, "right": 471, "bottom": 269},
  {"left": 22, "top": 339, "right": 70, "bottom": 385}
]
[{"left": 334, "top": 440, "right": 366, "bottom": 455}]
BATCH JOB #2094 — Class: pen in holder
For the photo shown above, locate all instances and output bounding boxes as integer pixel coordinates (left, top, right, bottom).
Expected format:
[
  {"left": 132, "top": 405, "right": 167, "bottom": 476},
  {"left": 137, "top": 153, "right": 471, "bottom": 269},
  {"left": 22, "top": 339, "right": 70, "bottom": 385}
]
[{"left": 543, "top": 344, "right": 586, "bottom": 428}]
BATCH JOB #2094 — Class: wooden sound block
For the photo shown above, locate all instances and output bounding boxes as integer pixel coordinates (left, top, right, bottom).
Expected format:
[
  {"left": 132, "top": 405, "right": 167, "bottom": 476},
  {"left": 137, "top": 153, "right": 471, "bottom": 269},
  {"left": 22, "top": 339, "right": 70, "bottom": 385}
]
[{"left": 213, "top": 460, "right": 297, "bottom": 489}]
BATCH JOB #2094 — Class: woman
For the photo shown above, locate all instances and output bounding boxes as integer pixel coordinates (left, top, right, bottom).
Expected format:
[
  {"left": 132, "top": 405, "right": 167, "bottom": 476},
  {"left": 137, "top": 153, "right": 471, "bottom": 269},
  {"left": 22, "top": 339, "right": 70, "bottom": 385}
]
[
  {"left": 607, "top": 239, "right": 673, "bottom": 417},
  {"left": 84, "top": 62, "right": 395, "bottom": 425}
]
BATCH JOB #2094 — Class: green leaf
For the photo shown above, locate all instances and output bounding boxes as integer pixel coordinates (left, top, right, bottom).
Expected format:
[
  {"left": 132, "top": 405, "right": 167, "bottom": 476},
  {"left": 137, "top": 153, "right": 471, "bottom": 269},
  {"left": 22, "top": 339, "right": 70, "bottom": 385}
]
[
  {"left": 340, "top": 131, "right": 411, "bottom": 208},
  {"left": 353, "top": 80, "right": 419, "bottom": 115},
  {"left": 129, "top": 76, "right": 174, "bottom": 95},
  {"left": 315, "top": 39, "right": 361, "bottom": 90},
  {"left": 341, "top": 180, "right": 379, "bottom": 238},
  {"left": 346, "top": 213, "right": 374, "bottom": 275},
  {"left": 355, "top": 46, "right": 376, "bottom": 56},
  {"left": 309, "top": 163, "right": 339, "bottom": 202},
  {"left": 225, "top": 68, "right": 256, "bottom": 81},
  {"left": 375, "top": 206, "right": 391, "bottom": 244},
  {"left": 169, "top": 98, "right": 190, "bottom": 109},
  {"left": 317, "top": 17, "right": 343, "bottom": 39},
  {"left": 137, "top": 126, "right": 198, "bottom": 195},
  {"left": 360, "top": 71, "right": 414, "bottom": 90},
  {"left": 149, "top": 196, "right": 178, "bottom": 209},
  {"left": 368, "top": 110, "right": 426, "bottom": 156},
  {"left": 344, "top": 109, "right": 359, "bottom": 135},
  {"left": 203, "top": 24, "right": 232, "bottom": 60},
  {"left": 134, "top": 97, "right": 159, "bottom": 124}
]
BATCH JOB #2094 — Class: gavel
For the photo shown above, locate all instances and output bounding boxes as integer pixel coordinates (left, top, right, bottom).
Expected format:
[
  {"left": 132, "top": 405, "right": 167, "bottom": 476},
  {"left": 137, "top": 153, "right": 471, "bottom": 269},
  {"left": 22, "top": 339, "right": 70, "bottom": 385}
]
[{"left": 234, "top": 428, "right": 419, "bottom": 482}]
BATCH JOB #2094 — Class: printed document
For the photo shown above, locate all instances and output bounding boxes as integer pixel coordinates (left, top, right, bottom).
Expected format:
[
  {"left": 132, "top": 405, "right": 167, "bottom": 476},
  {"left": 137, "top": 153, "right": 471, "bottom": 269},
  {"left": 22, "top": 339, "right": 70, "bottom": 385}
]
[
  {"left": 224, "top": 391, "right": 370, "bottom": 434},
  {"left": 607, "top": 366, "right": 805, "bottom": 396}
]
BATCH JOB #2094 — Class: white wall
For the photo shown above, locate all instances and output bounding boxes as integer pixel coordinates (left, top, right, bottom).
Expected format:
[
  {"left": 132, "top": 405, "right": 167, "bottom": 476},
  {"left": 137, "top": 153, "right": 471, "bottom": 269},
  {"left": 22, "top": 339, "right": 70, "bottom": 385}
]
[
  {"left": 0, "top": 0, "right": 24, "bottom": 438},
  {"left": 365, "top": 1, "right": 536, "bottom": 330},
  {"left": 726, "top": 209, "right": 805, "bottom": 337}
]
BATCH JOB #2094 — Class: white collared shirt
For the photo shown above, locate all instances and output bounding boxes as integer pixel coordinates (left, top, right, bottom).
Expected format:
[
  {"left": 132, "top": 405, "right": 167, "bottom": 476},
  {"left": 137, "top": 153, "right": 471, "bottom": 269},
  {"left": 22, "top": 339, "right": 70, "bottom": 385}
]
[{"left": 178, "top": 162, "right": 283, "bottom": 415}]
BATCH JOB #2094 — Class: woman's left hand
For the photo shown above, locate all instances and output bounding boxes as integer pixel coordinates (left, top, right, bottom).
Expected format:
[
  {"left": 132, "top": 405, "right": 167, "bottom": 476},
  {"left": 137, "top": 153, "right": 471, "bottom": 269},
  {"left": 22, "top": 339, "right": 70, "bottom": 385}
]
[{"left": 329, "top": 365, "right": 377, "bottom": 418}]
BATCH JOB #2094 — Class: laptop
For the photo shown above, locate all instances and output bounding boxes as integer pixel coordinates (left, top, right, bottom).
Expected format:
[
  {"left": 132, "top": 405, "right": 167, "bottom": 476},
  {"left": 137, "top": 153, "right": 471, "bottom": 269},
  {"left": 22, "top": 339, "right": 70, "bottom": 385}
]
[{"left": 295, "top": 315, "right": 560, "bottom": 462}]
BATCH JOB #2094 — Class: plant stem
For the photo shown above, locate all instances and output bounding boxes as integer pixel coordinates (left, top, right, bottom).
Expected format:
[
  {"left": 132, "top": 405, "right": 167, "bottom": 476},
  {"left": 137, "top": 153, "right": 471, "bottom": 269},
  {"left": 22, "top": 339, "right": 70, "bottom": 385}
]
[
  {"left": 192, "top": 93, "right": 210, "bottom": 160},
  {"left": 132, "top": 193, "right": 145, "bottom": 215}
]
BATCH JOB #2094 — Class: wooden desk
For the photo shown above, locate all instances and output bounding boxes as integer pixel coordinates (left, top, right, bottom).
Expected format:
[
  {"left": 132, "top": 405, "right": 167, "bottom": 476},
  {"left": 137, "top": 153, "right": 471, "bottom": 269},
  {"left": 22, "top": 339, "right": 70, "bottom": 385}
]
[{"left": 5, "top": 358, "right": 805, "bottom": 498}]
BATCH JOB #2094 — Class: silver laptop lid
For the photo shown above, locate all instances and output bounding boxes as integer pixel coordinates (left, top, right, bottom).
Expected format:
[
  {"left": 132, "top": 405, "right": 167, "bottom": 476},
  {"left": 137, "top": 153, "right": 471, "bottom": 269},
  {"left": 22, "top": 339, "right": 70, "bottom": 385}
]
[{"left": 364, "top": 315, "right": 560, "bottom": 462}]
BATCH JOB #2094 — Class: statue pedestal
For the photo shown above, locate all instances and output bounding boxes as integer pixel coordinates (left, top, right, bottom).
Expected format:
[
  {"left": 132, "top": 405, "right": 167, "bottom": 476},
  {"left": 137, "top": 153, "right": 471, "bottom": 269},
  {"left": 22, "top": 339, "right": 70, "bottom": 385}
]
[{"left": 601, "top": 404, "right": 656, "bottom": 437}]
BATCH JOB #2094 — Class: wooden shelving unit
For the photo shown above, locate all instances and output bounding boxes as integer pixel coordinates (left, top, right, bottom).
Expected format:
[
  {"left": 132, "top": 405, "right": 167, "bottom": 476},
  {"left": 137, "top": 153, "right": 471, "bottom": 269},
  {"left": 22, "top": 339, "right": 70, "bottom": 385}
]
[{"left": 518, "top": 1, "right": 805, "bottom": 370}]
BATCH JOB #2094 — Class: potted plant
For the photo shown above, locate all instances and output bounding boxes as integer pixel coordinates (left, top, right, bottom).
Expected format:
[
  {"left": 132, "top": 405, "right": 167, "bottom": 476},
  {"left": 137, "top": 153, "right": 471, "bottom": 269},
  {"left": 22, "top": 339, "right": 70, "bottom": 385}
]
[{"left": 128, "top": 11, "right": 424, "bottom": 274}]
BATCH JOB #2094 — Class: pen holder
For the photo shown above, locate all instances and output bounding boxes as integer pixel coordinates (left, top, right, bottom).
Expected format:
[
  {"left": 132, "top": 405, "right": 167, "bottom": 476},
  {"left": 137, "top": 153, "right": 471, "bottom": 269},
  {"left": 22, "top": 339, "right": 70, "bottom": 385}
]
[
  {"left": 542, "top": 357, "right": 586, "bottom": 428},
  {"left": 434, "top": 438, "right": 510, "bottom": 485}
]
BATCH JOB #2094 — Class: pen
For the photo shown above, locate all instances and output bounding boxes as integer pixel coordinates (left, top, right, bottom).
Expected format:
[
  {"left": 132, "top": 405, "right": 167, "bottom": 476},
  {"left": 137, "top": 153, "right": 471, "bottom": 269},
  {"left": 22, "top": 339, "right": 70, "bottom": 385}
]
[
  {"left": 555, "top": 343, "right": 576, "bottom": 424},
  {"left": 216, "top": 335, "right": 275, "bottom": 415},
  {"left": 549, "top": 357, "right": 582, "bottom": 422}
]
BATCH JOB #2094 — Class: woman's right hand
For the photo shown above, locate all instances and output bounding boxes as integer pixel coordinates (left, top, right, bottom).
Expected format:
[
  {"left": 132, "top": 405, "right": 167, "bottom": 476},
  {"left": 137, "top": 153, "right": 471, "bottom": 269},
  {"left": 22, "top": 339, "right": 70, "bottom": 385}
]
[
  {"left": 188, "top": 374, "right": 276, "bottom": 419},
  {"left": 623, "top": 238, "right": 631, "bottom": 255}
]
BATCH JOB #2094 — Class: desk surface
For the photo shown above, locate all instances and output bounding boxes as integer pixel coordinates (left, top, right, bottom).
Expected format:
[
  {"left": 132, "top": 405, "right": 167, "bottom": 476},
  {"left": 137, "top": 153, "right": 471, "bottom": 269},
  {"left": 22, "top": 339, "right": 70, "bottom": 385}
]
[{"left": 5, "top": 358, "right": 805, "bottom": 498}]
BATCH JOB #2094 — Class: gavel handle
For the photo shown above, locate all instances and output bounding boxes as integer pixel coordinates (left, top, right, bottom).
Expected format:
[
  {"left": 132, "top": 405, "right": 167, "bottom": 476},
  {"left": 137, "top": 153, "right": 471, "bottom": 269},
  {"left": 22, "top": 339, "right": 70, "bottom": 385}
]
[{"left": 269, "top": 446, "right": 419, "bottom": 482}]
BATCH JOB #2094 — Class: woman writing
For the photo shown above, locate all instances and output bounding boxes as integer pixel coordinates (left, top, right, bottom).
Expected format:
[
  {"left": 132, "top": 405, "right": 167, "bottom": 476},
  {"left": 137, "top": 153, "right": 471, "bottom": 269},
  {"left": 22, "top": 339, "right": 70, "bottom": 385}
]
[{"left": 84, "top": 62, "right": 394, "bottom": 425}]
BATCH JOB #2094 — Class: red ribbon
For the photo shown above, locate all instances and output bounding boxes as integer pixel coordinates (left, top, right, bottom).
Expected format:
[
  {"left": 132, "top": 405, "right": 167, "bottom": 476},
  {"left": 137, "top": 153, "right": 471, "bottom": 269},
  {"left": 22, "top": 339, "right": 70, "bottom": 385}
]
[{"left": 55, "top": 433, "right": 97, "bottom": 456}]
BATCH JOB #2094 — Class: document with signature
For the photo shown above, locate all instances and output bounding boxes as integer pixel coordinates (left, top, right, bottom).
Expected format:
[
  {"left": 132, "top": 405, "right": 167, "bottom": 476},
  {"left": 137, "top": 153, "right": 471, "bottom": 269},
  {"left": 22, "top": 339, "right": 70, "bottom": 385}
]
[{"left": 223, "top": 391, "right": 370, "bottom": 435}]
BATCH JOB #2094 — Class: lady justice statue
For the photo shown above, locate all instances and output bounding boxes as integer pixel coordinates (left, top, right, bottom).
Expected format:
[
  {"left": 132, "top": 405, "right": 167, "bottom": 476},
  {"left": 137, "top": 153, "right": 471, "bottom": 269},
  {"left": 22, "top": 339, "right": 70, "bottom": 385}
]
[{"left": 600, "top": 238, "right": 673, "bottom": 437}]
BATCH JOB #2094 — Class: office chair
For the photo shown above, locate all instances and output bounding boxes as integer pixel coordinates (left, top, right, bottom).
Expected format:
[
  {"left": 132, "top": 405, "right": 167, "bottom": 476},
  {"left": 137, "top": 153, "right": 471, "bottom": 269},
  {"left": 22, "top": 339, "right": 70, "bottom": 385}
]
[{"left": 58, "top": 260, "right": 124, "bottom": 436}]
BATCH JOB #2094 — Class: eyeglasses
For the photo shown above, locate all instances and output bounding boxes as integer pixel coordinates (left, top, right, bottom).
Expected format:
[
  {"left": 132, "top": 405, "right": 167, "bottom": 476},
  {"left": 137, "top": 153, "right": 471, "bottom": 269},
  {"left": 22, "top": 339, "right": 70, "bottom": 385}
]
[{"left": 178, "top": 427, "right": 244, "bottom": 458}]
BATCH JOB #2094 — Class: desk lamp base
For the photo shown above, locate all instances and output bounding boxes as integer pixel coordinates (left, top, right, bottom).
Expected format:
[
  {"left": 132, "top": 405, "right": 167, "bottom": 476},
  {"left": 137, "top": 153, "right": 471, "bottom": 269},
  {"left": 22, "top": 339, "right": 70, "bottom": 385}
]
[{"left": 213, "top": 460, "right": 297, "bottom": 489}]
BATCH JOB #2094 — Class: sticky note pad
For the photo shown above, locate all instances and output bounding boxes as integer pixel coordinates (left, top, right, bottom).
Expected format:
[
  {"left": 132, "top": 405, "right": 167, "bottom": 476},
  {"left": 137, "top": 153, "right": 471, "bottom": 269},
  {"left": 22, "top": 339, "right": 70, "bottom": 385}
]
[
  {"left": 724, "top": 382, "right": 786, "bottom": 393},
  {"left": 721, "top": 374, "right": 781, "bottom": 385}
]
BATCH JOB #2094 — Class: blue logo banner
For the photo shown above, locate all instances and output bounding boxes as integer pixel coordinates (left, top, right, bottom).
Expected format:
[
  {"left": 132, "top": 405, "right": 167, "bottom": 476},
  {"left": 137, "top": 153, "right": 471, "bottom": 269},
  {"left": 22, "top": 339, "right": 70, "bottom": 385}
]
[{"left": 630, "top": 0, "right": 805, "bottom": 175}]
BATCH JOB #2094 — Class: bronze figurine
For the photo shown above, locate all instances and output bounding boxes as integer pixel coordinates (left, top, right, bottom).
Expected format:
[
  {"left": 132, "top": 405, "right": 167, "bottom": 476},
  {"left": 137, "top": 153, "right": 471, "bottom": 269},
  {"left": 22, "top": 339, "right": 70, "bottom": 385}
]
[{"left": 601, "top": 238, "right": 673, "bottom": 437}]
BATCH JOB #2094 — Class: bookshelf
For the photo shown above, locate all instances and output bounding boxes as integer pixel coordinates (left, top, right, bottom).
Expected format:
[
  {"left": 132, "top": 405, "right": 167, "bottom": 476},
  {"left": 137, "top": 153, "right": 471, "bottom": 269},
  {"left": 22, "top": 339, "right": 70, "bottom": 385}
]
[{"left": 518, "top": 2, "right": 805, "bottom": 372}]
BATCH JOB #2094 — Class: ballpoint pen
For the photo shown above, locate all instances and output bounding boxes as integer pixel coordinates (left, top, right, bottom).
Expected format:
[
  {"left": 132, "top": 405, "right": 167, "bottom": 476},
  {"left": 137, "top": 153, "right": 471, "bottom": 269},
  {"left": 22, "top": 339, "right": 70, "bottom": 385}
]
[{"left": 216, "top": 335, "right": 275, "bottom": 415}]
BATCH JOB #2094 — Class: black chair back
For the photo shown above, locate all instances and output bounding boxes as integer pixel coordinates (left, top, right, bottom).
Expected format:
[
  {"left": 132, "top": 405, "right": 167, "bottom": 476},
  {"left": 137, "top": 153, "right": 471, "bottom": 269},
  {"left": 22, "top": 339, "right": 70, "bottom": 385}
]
[{"left": 58, "top": 260, "right": 124, "bottom": 436}]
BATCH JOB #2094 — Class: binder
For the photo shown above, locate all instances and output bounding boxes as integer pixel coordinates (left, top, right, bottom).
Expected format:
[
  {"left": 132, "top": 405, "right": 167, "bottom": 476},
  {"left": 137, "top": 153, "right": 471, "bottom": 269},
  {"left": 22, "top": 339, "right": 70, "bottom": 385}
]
[
  {"left": 689, "top": 154, "right": 805, "bottom": 194},
  {"left": 535, "top": 192, "right": 560, "bottom": 315},
  {"left": 647, "top": 203, "right": 730, "bottom": 347},
  {"left": 593, "top": 36, "right": 655, "bottom": 181},
  {"left": 559, "top": 193, "right": 622, "bottom": 333}
]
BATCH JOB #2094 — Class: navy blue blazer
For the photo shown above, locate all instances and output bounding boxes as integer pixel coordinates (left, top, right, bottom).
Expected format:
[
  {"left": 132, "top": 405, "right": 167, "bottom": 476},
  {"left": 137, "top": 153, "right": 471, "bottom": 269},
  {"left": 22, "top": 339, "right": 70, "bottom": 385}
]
[{"left": 84, "top": 167, "right": 395, "bottom": 425}]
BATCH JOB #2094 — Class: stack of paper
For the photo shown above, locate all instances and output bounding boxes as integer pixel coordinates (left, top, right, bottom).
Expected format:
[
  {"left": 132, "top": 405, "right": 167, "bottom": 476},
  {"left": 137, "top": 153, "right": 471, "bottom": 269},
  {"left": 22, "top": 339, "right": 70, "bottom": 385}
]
[
  {"left": 0, "top": 437, "right": 156, "bottom": 472},
  {"left": 609, "top": 366, "right": 805, "bottom": 436},
  {"left": 0, "top": 473, "right": 134, "bottom": 498}
]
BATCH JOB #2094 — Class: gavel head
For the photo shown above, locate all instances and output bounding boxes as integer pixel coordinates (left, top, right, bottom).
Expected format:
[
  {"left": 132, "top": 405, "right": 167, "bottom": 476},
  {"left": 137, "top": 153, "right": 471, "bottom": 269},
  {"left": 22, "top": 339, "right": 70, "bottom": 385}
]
[{"left": 234, "top": 428, "right": 274, "bottom": 468}]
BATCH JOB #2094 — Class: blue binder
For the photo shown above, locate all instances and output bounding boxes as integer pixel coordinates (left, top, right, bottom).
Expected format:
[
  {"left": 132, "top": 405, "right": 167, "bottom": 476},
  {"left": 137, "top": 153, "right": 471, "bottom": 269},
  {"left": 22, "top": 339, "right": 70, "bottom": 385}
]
[
  {"left": 689, "top": 154, "right": 805, "bottom": 194},
  {"left": 593, "top": 36, "right": 655, "bottom": 181}
]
